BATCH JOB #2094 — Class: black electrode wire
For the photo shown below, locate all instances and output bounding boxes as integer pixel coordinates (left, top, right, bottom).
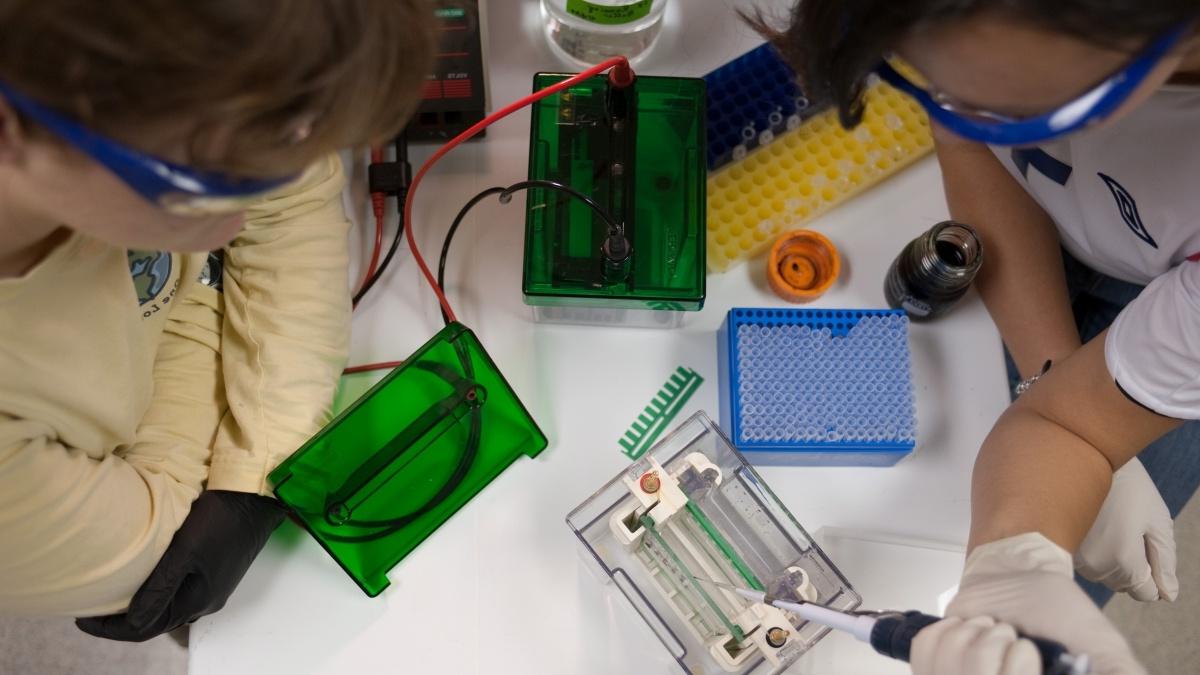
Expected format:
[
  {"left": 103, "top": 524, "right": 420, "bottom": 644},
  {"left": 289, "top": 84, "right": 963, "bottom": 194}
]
[
  {"left": 352, "top": 214, "right": 404, "bottom": 306},
  {"left": 353, "top": 134, "right": 412, "bottom": 307},
  {"left": 436, "top": 186, "right": 507, "bottom": 316},
  {"left": 436, "top": 179, "right": 621, "bottom": 324}
]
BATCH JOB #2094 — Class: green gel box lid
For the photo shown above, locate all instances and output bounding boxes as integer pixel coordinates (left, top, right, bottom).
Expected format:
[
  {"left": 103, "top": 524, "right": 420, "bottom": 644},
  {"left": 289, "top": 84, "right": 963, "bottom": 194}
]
[{"left": 269, "top": 322, "right": 548, "bottom": 596}]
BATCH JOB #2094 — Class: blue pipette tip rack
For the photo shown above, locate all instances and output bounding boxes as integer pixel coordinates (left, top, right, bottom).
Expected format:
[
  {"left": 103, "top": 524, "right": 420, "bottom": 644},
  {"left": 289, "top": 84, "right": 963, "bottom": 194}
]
[
  {"left": 717, "top": 308, "right": 917, "bottom": 466},
  {"left": 703, "top": 43, "right": 821, "bottom": 172}
]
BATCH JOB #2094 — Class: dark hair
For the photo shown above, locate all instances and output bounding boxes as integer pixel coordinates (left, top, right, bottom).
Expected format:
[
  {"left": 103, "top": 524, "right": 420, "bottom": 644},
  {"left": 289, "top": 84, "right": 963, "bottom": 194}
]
[
  {"left": 0, "top": 0, "right": 438, "bottom": 175},
  {"left": 750, "top": 1, "right": 1200, "bottom": 128}
]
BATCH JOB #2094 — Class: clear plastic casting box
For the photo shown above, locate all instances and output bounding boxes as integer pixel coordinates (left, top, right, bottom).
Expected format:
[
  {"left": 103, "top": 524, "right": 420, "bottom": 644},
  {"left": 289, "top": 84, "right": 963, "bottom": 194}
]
[{"left": 567, "top": 412, "right": 860, "bottom": 674}]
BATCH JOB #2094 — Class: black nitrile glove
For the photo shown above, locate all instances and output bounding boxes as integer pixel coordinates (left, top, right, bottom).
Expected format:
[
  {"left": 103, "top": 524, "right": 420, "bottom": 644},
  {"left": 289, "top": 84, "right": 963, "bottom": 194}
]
[{"left": 76, "top": 489, "right": 286, "bottom": 642}]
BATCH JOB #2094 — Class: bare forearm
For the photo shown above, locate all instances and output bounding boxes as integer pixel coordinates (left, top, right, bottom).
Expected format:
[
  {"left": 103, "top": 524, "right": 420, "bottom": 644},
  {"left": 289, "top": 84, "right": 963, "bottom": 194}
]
[
  {"left": 966, "top": 334, "right": 1181, "bottom": 553},
  {"left": 968, "top": 405, "right": 1111, "bottom": 553},
  {"left": 935, "top": 131, "right": 1080, "bottom": 377}
]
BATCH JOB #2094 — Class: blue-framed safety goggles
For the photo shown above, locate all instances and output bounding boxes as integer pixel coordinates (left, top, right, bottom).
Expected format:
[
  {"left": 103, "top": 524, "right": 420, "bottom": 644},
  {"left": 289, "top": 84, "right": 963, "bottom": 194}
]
[
  {"left": 877, "top": 24, "right": 1192, "bottom": 146},
  {"left": 0, "top": 79, "right": 296, "bottom": 215}
]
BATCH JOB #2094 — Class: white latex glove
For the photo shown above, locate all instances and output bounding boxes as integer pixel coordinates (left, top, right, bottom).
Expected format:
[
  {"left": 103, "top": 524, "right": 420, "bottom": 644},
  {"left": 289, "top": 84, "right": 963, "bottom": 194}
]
[
  {"left": 912, "top": 533, "right": 1147, "bottom": 675},
  {"left": 1075, "top": 458, "right": 1178, "bottom": 601}
]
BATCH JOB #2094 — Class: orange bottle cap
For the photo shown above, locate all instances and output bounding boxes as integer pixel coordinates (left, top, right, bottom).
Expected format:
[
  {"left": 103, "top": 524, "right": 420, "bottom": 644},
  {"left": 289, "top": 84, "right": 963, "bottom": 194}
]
[{"left": 767, "top": 229, "right": 840, "bottom": 303}]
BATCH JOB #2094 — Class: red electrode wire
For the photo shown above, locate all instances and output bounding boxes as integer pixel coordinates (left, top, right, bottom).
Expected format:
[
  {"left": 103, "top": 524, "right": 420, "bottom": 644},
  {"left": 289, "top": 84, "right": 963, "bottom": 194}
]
[
  {"left": 404, "top": 56, "right": 632, "bottom": 324},
  {"left": 344, "top": 360, "right": 405, "bottom": 375},
  {"left": 354, "top": 146, "right": 387, "bottom": 304},
  {"left": 346, "top": 56, "right": 632, "bottom": 374},
  {"left": 345, "top": 147, "right": 388, "bottom": 373}
]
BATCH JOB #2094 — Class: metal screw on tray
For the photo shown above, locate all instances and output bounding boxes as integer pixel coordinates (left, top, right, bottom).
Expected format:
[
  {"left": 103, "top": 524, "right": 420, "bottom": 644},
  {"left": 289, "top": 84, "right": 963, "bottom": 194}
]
[
  {"left": 884, "top": 220, "right": 983, "bottom": 321},
  {"left": 639, "top": 471, "right": 661, "bottom": 494},
  {"left": 766, "top": 627, "right": 790, "bottom": 648}
]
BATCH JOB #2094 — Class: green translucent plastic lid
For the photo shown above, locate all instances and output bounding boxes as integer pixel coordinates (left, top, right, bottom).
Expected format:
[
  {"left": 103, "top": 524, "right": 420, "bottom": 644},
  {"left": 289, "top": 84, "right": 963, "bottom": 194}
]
[
  {"left": 524, "top": 73, "right": 706, "bottom": 311},
  {"left": 270, "top": 323, "right": 548, "bottom": 596}
]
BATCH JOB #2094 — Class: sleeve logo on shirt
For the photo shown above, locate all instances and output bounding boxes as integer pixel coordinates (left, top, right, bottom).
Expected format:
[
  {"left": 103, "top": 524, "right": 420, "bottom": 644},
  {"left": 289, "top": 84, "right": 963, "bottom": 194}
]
[
  {"left": 1012, "top": 148, "right": 1073, "bottom": 186},
  {"left": 1098, "top": 173, "right": 1158, "bottom": 249},
  {"left": 127, "top": 250, "right": 173, "bottom": 306}
]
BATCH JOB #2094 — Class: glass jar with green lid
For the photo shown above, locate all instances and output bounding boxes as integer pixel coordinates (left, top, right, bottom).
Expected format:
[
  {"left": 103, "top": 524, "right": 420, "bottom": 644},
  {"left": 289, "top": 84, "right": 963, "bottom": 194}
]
[{"left": 541, "top": 0, "right": 668, "bottom": 67}]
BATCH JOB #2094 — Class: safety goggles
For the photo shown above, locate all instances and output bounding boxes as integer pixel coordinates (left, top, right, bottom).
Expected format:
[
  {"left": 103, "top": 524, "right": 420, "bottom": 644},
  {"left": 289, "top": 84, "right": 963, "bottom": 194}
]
[
  {"left": 877, "top": 23, "right": 1192, "bottom": 146},
  {"left": 0, "top": 79, "right": 296, "bottom": 215}
]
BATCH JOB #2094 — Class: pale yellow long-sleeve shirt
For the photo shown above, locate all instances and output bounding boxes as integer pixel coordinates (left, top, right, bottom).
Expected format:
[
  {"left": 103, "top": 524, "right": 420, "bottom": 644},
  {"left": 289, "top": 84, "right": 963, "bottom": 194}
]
[{"left": 0, "top": 155, "right": 350, "bottom": 616}]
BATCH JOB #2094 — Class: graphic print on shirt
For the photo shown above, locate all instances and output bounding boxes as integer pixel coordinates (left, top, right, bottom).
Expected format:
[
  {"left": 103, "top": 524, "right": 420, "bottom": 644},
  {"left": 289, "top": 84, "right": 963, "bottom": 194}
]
[
  {"left": 127, "top": 250, "right": 179, "bottom": 319},
  {"left": 1098, "top": 173, "right": 1158, "bottom": 249},
  {"left": 1011, "top": 148, "right": 1073, "bottom": 186},
  {"left": 127, "top": 250, "right": 171, "bottom": 305}
]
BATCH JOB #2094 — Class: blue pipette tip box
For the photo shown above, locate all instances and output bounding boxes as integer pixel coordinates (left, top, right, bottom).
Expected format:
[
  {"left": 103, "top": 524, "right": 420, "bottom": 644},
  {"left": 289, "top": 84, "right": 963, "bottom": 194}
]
[{"left": 717, "top": 308, "right": 917, "bottom": 466}]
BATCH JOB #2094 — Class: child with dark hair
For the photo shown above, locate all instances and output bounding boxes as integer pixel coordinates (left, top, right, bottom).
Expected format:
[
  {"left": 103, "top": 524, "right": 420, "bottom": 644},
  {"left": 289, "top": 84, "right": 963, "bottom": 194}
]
[
  {"left": 0, "top": 0, "right": 436, "bottom": 641},
  {"left": 763, "top": 2, "right": 1200, "bottom": 673}
]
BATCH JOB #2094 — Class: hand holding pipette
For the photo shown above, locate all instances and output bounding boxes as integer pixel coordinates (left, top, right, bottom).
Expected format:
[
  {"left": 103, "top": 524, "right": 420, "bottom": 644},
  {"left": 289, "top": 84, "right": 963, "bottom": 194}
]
[{"left": 693, "top": 576, "right": 1090, "bottom": 675}]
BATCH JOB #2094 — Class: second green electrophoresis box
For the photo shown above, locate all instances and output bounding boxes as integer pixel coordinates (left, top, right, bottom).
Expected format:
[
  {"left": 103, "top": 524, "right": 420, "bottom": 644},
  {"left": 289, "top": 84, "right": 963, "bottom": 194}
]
[
  {"left": 524, "top": 73, "right": 706, "bottom": 314},
  {"left": 269, "top": 323, "right": 547, "bottom": 597}
]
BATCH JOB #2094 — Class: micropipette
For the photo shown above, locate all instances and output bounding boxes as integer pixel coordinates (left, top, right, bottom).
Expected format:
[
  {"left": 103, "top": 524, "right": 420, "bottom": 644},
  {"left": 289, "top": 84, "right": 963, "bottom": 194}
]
[{"left": 692, "top": 576, "right": 1090, "bottom": 675}]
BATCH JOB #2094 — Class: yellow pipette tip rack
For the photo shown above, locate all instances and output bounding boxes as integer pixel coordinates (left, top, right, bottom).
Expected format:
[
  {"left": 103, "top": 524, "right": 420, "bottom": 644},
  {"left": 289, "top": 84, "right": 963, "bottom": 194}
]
[{"left": 706, "top": 82, "right": 933, "bottom": 273}]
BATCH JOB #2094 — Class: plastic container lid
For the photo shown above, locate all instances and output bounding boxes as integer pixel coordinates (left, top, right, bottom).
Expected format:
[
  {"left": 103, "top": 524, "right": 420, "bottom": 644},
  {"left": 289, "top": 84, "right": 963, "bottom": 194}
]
[{"left": 767, "top": 229, "right": 840, "bottom": 302}]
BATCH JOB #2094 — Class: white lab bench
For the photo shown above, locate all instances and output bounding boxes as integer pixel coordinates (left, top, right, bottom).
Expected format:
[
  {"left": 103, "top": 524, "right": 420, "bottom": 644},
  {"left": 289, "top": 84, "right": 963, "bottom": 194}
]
[{"left": 188, "top": 1, "right": 1010, "bottom": 673}]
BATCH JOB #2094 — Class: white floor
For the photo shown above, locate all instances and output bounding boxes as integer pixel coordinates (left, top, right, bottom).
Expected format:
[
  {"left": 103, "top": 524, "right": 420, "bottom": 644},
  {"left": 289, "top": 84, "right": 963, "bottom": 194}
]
[
  {"left": 0, "top": 616, "right": 186, "bottom": 675},
  {"left": 3, "top": 499, "right": 1198, "bottom": 675}
]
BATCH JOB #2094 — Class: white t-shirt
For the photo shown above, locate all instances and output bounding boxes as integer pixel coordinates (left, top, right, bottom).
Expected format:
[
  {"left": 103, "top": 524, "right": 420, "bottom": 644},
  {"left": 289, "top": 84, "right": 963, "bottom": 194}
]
[{"left": 991, "top": 85, "right": 1200, "bottom": 419}]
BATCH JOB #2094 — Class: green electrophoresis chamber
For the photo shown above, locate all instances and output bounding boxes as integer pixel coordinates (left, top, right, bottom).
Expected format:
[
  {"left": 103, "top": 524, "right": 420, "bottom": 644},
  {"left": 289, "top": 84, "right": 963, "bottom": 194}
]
[
  {"left": 269, "top": 323, "right": 547, "bottom": 597},
  {"left": 524, "top": 73, "right": 707, "bottom": 311}
]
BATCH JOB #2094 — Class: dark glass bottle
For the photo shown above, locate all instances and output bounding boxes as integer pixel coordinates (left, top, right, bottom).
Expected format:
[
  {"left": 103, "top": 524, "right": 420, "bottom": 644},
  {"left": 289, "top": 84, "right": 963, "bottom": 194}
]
[{"left": 884, "top": 221, "right": 983, "bottom": 321}]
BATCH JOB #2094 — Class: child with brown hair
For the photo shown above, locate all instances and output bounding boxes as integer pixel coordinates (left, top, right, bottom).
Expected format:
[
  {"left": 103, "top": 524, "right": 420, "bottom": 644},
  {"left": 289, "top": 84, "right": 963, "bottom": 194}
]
[{"left": 0, "top": 0, "right": 436, "bottom": 641}]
